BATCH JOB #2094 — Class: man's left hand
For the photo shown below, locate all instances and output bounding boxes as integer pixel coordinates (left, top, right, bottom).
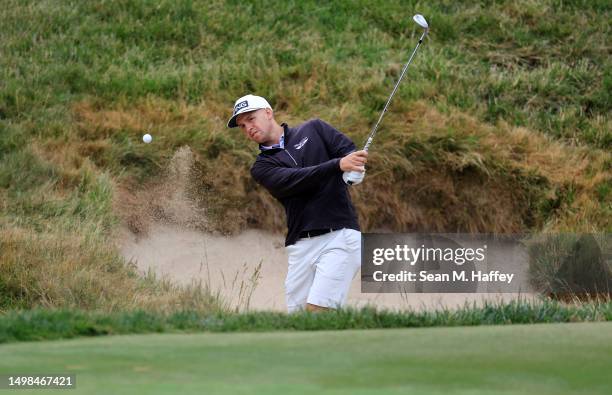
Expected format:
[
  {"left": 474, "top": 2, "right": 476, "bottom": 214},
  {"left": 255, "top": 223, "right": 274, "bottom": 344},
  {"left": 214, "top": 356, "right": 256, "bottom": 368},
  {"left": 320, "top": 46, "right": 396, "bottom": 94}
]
[{"left": 343, "top": 168, "right": 365, "bottom": 185}]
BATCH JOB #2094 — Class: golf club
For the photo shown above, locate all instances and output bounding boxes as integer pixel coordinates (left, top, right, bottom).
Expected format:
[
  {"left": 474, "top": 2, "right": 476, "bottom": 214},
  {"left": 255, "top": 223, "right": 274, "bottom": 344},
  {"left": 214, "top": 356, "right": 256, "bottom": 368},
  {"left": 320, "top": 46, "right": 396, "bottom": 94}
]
[{"left": 344, "top": 13, "right": 429, "bottom": 185}]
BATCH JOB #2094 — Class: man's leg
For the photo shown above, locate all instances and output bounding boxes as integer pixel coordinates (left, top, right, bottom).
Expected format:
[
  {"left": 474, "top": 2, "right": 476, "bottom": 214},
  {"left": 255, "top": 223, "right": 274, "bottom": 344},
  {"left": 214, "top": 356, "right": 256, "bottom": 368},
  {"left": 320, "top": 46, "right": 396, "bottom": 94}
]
[
  {"left": 285, "top": 241, "right": 317, "bottom": 313},
  {"left": 306, "top": 229, "right": 361, "bottom": 310}
]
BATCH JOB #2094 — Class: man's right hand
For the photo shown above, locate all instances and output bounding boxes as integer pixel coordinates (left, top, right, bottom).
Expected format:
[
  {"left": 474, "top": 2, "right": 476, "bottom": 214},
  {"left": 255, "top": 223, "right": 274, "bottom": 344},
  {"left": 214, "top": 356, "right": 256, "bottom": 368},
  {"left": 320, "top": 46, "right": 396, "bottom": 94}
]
[{"left": 339, "top": 150, "right": 368, "bottom": 172}]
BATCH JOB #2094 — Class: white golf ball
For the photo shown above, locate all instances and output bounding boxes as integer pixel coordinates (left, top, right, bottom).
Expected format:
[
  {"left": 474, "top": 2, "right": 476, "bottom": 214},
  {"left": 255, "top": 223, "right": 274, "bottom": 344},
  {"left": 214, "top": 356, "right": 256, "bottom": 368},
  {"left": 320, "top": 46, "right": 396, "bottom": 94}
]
[{"left": 143, "top": 133, "right": 152, "bottom": 144}]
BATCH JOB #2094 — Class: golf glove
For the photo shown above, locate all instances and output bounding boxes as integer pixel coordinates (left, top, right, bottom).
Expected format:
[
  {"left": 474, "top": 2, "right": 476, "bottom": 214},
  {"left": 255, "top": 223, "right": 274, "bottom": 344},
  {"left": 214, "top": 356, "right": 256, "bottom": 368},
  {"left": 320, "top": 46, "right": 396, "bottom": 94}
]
[{"left": 343, "top": 168, "right": 366, "bottom": 186}]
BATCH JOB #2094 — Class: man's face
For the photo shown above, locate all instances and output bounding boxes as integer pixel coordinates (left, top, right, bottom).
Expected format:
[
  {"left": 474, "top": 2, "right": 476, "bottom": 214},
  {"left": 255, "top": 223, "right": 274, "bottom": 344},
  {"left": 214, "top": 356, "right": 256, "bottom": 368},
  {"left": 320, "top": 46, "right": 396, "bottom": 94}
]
[{"left": 236, "top": 108, "right": 275, "bottom": 145}]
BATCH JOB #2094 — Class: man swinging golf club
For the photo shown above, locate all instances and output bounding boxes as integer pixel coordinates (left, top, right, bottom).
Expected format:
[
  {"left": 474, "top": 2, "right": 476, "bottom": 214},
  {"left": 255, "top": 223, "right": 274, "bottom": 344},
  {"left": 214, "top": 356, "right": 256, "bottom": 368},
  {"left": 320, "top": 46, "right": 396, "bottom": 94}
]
[
  {"left": 228, "top": 94, "right": 367, "bottom": 313},
  {"left": 227, "top": 14, "right": 429, "bottom": 313}
]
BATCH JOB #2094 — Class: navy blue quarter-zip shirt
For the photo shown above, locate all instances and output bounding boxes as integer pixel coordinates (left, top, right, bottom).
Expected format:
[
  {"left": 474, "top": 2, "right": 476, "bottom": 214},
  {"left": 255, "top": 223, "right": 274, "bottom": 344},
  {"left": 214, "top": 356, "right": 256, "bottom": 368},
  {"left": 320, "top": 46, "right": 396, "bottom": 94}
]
[{"left": 250, "top": 119, "right": 360, "bottom": 246}]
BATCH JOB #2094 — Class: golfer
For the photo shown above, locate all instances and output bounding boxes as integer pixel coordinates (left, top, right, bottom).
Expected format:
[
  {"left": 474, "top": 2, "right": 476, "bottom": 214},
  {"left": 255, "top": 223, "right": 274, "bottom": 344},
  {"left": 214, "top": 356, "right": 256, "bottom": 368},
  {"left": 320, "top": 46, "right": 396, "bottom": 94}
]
[{"left": 227, "top": 94, "right": 367, "bottom": 312}]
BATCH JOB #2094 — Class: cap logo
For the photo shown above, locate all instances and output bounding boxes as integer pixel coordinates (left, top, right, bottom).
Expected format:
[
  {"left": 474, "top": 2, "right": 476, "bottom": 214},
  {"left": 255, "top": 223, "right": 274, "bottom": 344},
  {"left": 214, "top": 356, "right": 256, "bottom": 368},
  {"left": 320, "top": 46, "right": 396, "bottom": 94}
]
[{"left": 234, "top": 100, "right": 248, "bottom": 115}]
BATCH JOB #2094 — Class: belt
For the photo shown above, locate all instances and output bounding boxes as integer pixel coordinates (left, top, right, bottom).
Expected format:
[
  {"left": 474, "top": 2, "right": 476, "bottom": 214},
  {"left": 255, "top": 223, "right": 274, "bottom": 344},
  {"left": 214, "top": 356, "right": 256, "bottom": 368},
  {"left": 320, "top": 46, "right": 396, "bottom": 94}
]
[{"left": 299, "top": 228, "right": 338, "bottom": 239}]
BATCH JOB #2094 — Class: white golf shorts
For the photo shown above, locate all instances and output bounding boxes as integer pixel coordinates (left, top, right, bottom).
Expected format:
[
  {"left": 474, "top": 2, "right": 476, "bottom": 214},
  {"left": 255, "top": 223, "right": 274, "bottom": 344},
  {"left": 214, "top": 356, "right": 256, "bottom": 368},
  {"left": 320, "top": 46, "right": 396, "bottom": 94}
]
[{"left": 285, "top": 228, "right": 361, "bottom": 312}]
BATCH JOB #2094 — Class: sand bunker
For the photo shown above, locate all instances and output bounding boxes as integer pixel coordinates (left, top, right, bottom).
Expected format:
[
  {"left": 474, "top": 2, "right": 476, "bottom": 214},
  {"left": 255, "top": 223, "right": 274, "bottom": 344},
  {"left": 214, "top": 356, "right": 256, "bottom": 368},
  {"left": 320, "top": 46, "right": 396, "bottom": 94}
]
[
  {"left": 119, "top": 224, "right": 535, "bottom": 312},
  {"left": 116, "top": 146, "right": 535, "bottom": 312}
]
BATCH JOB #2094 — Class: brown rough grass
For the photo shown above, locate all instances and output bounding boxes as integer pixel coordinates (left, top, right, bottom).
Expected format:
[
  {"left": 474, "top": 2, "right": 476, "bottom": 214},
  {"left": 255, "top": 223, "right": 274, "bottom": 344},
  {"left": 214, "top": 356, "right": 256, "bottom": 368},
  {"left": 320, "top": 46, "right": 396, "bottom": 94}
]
[{"left": 67, "top": 98, "right": 609, "bottom": 235}]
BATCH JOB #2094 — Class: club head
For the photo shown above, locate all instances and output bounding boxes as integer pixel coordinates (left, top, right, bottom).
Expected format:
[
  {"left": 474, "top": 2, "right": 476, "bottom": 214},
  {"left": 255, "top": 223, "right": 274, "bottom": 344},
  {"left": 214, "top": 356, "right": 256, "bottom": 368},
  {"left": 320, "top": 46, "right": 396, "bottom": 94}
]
[{"left": 413, "top": 14, "right": 429, "bottom": 30}]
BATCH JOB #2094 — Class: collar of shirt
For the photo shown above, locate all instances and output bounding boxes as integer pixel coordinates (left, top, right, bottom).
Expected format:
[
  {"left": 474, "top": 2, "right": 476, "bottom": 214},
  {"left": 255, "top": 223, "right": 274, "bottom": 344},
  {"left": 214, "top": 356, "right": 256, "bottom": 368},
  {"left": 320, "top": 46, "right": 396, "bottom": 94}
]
[{"left": 259, "top": 124, "right": 288, "bottom": 151}]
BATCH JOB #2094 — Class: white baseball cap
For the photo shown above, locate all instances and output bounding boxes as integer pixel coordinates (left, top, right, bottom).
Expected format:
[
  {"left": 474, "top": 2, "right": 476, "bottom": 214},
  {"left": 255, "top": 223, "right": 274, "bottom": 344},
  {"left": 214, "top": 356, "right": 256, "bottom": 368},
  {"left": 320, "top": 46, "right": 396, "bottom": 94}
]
[{"left": 227, "top": 94, "right": 272, "bottom": 128}]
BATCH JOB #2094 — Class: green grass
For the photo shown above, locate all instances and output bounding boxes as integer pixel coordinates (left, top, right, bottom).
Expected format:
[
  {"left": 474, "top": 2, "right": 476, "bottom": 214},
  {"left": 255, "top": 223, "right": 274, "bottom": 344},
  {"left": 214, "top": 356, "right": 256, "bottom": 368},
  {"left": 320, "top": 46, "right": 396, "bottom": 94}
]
[
  {"left": 1, "top": 0, "right": 609, "bottom": 145},
  {"left": 0, "top": 322, "right": 610, "bottom": 394},
  {"left": 1, "top": 298, "right": 610, "bottom": 344}
]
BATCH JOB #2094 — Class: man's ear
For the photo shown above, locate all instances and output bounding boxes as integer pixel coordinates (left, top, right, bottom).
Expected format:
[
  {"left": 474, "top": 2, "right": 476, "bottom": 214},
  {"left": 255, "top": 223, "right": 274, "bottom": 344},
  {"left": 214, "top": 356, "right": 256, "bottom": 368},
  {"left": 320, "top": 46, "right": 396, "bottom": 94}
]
[{"left": 265, "top": 108, "right": 273, "bottom": 120}]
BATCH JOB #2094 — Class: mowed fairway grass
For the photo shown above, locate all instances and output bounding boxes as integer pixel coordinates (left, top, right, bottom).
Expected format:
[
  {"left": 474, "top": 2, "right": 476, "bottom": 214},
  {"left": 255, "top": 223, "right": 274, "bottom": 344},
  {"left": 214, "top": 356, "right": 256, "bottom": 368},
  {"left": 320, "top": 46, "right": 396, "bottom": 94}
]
[{"left": 1, "top": 322, "right": 610, "bottom": 395}]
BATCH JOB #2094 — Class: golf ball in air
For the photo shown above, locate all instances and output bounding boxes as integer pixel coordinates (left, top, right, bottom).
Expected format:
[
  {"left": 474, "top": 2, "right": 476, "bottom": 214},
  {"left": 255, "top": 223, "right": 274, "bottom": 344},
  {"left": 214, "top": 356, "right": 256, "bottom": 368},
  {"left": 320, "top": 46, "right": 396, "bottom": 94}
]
[{"left": 143, "top": 133, "right": 152, "bottom": 143}]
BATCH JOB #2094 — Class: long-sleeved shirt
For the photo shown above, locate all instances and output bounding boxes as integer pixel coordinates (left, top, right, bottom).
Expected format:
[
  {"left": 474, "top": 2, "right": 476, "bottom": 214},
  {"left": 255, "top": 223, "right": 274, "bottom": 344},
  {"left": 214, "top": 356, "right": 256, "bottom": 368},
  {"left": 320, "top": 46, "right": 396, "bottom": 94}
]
[{"left": 251, "top": 119, "right": 360, "bottom": 246}]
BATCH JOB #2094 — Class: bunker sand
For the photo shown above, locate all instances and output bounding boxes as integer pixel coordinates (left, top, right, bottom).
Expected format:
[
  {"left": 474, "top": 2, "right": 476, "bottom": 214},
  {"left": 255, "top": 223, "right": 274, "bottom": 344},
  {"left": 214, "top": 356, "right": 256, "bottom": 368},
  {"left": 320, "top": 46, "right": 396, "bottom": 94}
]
[{"left": 119, "top": 224, "right": 535, "bottom": 312}]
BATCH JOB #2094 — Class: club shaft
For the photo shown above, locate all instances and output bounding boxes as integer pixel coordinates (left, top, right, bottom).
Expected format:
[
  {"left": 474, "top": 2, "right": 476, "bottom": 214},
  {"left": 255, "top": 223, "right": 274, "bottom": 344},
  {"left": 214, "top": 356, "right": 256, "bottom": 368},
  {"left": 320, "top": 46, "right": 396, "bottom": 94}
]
[{"left": 363, "top": 30, "right": 427, "bottom": 151}]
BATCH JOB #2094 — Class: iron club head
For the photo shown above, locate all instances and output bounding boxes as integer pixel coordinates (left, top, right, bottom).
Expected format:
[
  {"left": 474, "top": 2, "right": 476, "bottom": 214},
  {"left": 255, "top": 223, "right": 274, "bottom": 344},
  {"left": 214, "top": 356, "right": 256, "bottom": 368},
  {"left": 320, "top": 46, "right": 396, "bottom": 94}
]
[{"left": 413, "top": 14, "right": 429, "bottom": 30}]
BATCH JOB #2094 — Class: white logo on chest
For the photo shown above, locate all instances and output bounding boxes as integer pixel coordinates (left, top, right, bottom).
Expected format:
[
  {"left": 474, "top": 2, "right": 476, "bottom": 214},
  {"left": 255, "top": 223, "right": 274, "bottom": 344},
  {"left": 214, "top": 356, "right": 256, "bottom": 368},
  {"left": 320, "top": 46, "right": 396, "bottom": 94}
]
[{"left": 294, "top": 137, "right": 309, "bottom": 150}]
